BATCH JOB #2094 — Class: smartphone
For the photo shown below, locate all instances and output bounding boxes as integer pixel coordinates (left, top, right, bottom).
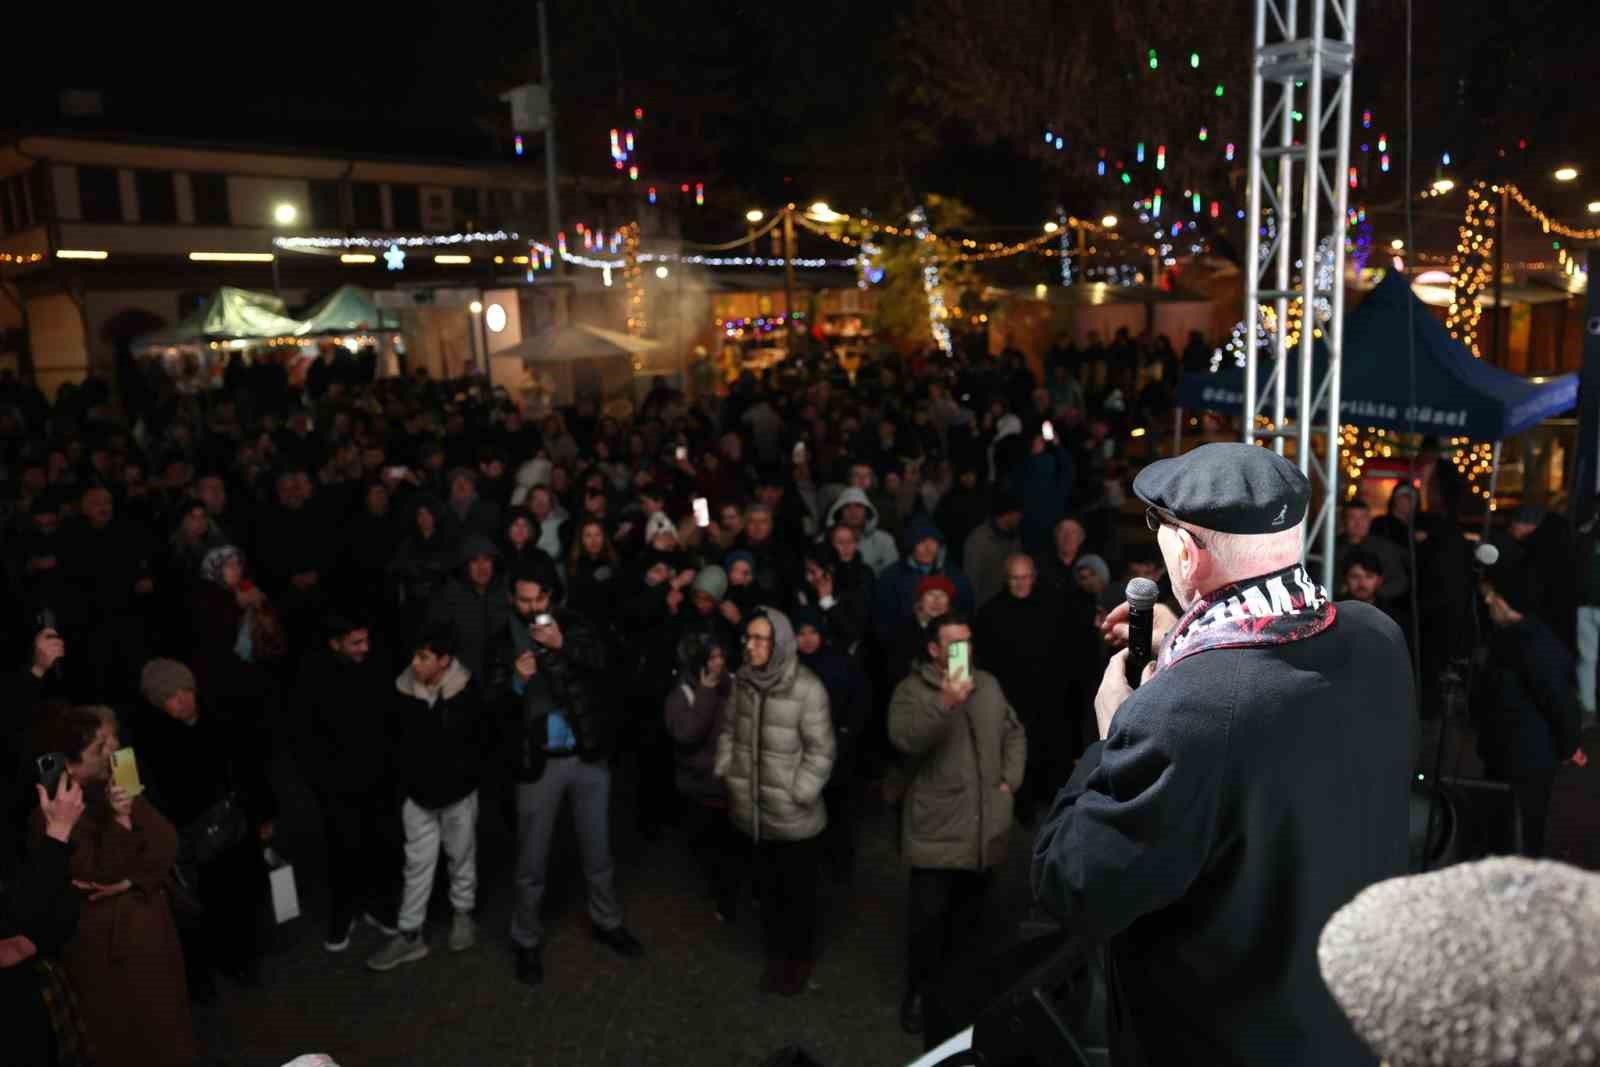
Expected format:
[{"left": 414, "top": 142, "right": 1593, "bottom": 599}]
[
  {"left": 675, "top": 445, "right": 688, "bottom": 462},
  {"left": 35, "top": 753, "right": 66, "bottom": 798},
  {"left": 1042, "top": 421, "right": 1056, "bottom": 442},
  {"left": 947, "top": 639, "right": 971, "bottom": 685},
  {"left": 693, "top": 497, "right": 711, "bottom": 528},
  {"left": 533, "top": 613, "right": 555, "bottom": 629},
  {"left": 793, "top": 441, "right": 807, "bottom": 462},
  {"left": 110, "top": 747, "right": 144, "bottom": 798}
]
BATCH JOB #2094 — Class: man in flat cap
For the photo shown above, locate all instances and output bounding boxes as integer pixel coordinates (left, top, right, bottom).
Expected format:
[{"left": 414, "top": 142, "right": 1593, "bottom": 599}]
[{"left": 1032, "top": 442, "right": 1416, "bottom": 1067}]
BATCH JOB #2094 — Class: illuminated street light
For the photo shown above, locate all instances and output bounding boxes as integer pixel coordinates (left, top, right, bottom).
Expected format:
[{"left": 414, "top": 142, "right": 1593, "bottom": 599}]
[
  {"left": 273, "top": 203, "right": 298, "bottom": 226},
  {"left": 806, "top": 201, "right": 843, "bottom": 222},
  {"left": 1101, "top": 214, "right": 1119, "bottom": 228},
  {"left": 1589, "top": 202, "right": 1600, "bottom": 214},
  {"left": 1043, "top": 221, "right": 1060, "bottom": 234},
  {"left": 1390, "top": 238, "right": 1405, "bottom": 250},
  {"left": 469, "top": 301, "right": 483, "bottom": 314},
  {"left": 655, "top": 265, "right": 671, "bottom": 279},
  {"left": 1431, "top": 178, "right": 1455, "bottom": 194},
  {"left": 1554, "top": 166, "right": 1579, "bottom": 182},
  {"left": 745, "top": 209, "right": 764, "bottom": 224}
]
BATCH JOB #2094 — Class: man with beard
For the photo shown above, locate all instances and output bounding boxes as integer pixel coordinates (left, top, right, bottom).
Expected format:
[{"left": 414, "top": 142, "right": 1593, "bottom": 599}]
[
  {"left": 974, "top": 553, "right": 1067, "bottom": 824},
  {"left": 487, "top": 558, "right": 644, "bottom": 987}
]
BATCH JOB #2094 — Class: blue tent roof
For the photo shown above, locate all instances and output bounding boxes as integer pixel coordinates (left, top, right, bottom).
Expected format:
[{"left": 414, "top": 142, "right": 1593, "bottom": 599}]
[{"left": 1178, "top": 271, "right": 1576, "bottom": 440}]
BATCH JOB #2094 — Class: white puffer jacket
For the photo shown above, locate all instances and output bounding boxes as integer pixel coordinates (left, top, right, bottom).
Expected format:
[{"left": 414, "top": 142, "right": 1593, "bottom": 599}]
[{"left": 715, "top": 608, "right": 835, "bottom": 842}]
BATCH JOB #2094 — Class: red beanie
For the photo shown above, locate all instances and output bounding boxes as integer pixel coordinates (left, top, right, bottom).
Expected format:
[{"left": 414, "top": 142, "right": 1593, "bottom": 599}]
[{"left": 915, "top": 574, "right": 958, "bottom": 602}]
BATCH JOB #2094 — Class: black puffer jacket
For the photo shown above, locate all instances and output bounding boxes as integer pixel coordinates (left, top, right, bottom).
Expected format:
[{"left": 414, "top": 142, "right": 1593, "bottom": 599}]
[
  {"left": 390, "top": 659, "right": 492, "bottom": 808},
  {"left": 485, "top": 607, "right": 610, "bottom": 781}
]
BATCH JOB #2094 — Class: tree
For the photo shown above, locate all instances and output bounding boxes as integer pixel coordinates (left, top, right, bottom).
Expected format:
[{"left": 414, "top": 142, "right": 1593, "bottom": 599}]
[{"left": 863, "top": 195, "right": 986, "bottom": 350}]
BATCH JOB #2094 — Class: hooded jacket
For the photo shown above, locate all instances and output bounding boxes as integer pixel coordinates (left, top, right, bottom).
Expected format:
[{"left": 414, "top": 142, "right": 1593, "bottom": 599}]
[
  {"left": 390, "top": 658, "right": 489, "bottom": 809},
  {"left": 824, "top": 487, "right": 900, "bottom": 576},
  {"left": 424, "top": 535, "right": 511, "bottom": 680},
  {"left": 870, "top": 514, "right": 975, "bottom": 644},
  {"left": 715, "top": 607, "right": 836, "bottom": 842},
  {"left": 890, "top": 660, "right": 1026, "bottom": 870}
]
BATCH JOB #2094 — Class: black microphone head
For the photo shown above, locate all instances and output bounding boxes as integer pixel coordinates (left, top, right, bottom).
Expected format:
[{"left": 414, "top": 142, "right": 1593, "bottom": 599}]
[
  {"left": 1125, "top": 577, "right": 1160, "bottom": 610},
  {"left": 1319, "top": 857, "right": 1600, "bottom": 1067},
  {"left": 1474, "top": 542, "right": 1501, "bottom": 569}
]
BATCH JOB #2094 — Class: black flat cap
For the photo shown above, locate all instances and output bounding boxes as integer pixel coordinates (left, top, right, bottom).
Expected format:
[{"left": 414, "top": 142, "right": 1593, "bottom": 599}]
[{"left": 1133, "top": 442, "right": 1309, "bottom": 536}]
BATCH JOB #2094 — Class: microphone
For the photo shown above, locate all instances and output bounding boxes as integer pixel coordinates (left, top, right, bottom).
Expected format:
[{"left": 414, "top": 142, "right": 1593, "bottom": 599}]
[
  {"left": 1472, "top": 541, "right": 1500, "bottom": 575},
  {"left": 1124, "top": 577, "right": 1160, "bottom": 687},
  {"left": 1319, "top": 857, "right": 1600, "bottom": 1067}
]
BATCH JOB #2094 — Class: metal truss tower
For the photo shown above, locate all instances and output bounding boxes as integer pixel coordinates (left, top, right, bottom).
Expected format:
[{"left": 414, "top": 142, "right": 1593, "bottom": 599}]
[{"left": 1242, "top": 0, "right": 1357, "bottom": 586}]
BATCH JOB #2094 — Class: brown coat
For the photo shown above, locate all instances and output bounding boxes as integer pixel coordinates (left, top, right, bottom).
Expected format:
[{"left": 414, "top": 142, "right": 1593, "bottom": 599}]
[
  {"left": 37, "top": 793, "right": 196, "bottom": 1067},
  {"left": 890, "top": 663, "right": 1027, "bottom": 870}
]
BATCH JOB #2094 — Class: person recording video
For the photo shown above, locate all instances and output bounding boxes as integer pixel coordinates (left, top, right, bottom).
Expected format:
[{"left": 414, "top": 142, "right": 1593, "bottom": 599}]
[{"left": 1032, "top": 443, "right": 1417, "bottom": 1066}]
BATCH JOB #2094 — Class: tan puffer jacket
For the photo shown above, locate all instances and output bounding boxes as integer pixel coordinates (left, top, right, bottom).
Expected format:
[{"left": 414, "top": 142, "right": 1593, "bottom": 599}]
[
  {"left": 890, "top": 662, "right": 1027, "bottom": 870},
  {"left": 715, "top": 608, "right": 835, "bottom": 842}
]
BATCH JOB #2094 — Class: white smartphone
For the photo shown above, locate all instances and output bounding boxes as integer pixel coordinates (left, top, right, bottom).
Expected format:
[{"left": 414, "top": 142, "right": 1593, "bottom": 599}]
[
  {"left": 693, "top": 497, "right": 711, "bottom": 527},
  {"left": 947, "top": 639, "right": 971, "bottom": 684},
  {"left": 1042, "top": 421, "right": 1056, "bottom": 442},
  {"left": 675, "top": 445, "right": 688, "bottom": 462}
]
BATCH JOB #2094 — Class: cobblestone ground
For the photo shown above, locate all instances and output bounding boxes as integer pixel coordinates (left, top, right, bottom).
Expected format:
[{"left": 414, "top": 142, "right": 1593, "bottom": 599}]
[{"left": 201, "top": 762, "right": 1040, "bottom": 1067}]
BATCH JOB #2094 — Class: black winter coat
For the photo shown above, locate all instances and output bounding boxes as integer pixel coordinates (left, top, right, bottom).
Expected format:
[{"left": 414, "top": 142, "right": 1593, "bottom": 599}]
[
  {"left": 1, "top": 836, "right": 79, "bottom": 1067},
  {"left": 484, "top": 608, "right": 610, "bottom": 780},
  {"left": 1032, "top": 601, "right": 1416, "bottom": 1067},
  {"left": 292, "top": 647, "right": 394, "bottom": 793},
  {"left": 389, "top": 661, "right": 492, "bottom": 808},
  {"left": 1480, "top": 617, "right": 1582, "bottom": 779}
]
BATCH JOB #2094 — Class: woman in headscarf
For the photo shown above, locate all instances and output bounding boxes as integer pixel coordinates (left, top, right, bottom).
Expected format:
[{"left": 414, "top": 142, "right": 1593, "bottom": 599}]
[{"left": 715, "top": 607, "right": 835, "bottom": 996}]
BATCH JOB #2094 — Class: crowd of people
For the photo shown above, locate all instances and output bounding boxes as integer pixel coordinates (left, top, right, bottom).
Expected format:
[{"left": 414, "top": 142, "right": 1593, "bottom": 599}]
[{"left": 0, "top": 315, "right": 1589, "bottom": 1064}]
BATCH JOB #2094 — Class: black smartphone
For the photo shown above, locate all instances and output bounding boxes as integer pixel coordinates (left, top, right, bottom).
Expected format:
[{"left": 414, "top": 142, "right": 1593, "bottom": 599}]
[
  {"left": 34, "top": 606, "right": 57, "bottom": 634},
  {"left": 36, "top": 752, "right": 66, "bottom": 799}
]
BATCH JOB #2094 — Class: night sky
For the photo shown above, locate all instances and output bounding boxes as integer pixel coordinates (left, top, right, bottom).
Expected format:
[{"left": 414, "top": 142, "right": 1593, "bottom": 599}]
[{"left": 6, "top": 0, "right": 1598, "bottom": 238}]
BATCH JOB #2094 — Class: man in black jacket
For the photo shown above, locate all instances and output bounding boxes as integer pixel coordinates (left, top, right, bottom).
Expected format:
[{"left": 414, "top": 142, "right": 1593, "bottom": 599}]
[
  {"left": 486, "top": 559, "right": 644, "bottom": 988},
  {"left": 1033, "top": 443, "right": 1416, "bottom": 1067},
  {"left": 368, "top": 625, "right": 491, "bottom": 972},
  {"left": 293, "top": 613, "right": 402, "bottom": 952}
]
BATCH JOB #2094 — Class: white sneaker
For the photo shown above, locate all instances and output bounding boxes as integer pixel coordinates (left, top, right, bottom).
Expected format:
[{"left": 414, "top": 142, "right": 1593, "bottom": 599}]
[
  {"left": 366, "top": 932, "right": 430, "bottom": 972},
  {"left": 361, "top": 912, "right": 397, "bottom": 937},
  {"left": 323, "top": 920, "right": 355, "bottom": 953},
  {"left": 449, "top": 912, "right": 477, "bottom": 953}
]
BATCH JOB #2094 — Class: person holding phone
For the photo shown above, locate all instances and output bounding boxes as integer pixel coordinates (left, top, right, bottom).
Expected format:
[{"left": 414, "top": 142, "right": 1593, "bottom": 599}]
[{"left": 888, "top": 610, "right": 1026, "bottom": 1036}]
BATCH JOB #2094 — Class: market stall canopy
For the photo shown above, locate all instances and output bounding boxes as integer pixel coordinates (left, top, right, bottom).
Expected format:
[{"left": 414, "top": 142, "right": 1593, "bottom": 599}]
[
  {"left": 134, "top": 287, "right": 304, "bottom": 348},
  {"left": 295, "top": 285, "right": 399, "bottom": 335},
  {"left": 1177, "top": 270, "right": 1577, "bottom": 440},
  {"left": 492, "top": 323, "right": 661, "bottom": 364}
]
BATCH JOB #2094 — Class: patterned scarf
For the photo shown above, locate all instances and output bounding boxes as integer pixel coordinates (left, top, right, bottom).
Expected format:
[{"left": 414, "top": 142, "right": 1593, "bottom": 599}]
[{"left": 1156, "top": 562, "right": 1337, "bottom": 674}]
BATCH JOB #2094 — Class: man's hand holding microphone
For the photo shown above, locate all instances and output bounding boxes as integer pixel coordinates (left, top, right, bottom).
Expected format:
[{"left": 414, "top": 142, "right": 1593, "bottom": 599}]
[{"left": 1094, "top": 579, "right": 1179, "bottom": 740}]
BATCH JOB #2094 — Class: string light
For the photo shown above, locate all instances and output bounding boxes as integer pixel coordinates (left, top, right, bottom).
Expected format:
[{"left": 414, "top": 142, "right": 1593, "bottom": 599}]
[
  {"left": 0, "top": 252, "right": 45, "bottom": 264},
  {"left": 1156, "top": 144, "right": 1167, "bottom": 171},
  {"left": 908, "top": 207, "right": 952, "bottom": 355},
  {"left": 275, "top": 231, "right": 518, "bottom": 250},
  {"left": 622, "top": 222, "right": 644, "bottom": 341},
  {"left": 1444, "top": 180, "right": 1496, "bottom": 357},
  {"left": 514, "top": 135, "right": 524, "bottom": 157},
  {"left": 1505, "top": 183, "right": 1600, "bottom": 240}
]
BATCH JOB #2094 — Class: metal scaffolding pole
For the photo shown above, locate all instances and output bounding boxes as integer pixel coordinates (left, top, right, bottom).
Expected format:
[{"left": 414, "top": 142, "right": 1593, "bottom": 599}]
[{"left": 1242, "top": 0, "right": 1356, "bottom": 586}]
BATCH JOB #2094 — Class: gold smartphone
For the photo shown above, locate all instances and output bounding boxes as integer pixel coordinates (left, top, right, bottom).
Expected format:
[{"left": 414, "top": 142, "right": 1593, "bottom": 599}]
[{"left": 110, "top": 747, "right": 144, "bottom": 797}]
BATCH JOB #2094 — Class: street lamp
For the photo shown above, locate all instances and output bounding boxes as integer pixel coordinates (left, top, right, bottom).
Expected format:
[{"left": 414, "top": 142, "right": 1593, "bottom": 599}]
[
  {"left": 1554, "top": 166, "right": 1579, "bottom": 182},
  {"left": 745, "top": 209, "right": 764, "bottom": 224},
  {"left": 469, "top": 300, "right": 483, "bottom": 314},
  {"left": 468, "top": 300, "right": 485, "bottom": 375},
  {"left": 655, "top": 265, "right": 670, "bottom": 279},
  {"left": 273, "top": 202, "right": 298, "bottom": 226},
  {"left": 1100, "top": 214, "right": 1119, "bottom": 228},
  {"left": 1390, "top": 238, "right": 1405, "bottom": 250},
  {"left": 1588, "top": 201, "right": 1600, "bottom": 215},
  {"left": 807, "top": 201, "right": 843, "bottom": 223},
  {"left": 1043, "top": 220, "right": 1060, "bottom": 234},
  {"left": 1431, "top": 178, "right": 1455, "bottom": 194}
]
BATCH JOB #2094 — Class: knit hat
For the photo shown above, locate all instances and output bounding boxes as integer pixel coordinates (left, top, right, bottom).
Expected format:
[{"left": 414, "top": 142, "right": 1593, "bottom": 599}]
[
  {"left": 725, "top": 549, "right": 756, "bottom": 574},
  {"left": 1075, "top": 553, "right": 1111, "bottom": 587},
  {"left": 141, "top": 658, "right": 197, "bottom": 708},
  {"left": 791, "top": 603, "right": 826, "bottom": 635},
  {"left": 692, "top": 564, "right": 728, "bottom": 600},
  {"left": 645, "top": 511, "right": 680, "bottom": 545},
  {"left": 915, "top": 574, "right": 958, "bottom": 602}
]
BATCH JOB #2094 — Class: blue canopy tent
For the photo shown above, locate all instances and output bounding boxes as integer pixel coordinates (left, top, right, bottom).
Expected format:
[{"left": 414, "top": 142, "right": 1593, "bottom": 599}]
[{"left": 1177, "top": 270, "right": 1577, "bottom": 441}]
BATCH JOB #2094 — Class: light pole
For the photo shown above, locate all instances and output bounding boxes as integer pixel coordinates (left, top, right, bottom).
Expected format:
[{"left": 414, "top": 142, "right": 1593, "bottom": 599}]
[
  {"left": 746, "top": 209, "right": 763, "bottom": 256},
  {"left": 271, "top": 202, "right": 297, "bottom": 297},
  {"left": 469, "top": 299, "right": 485, "bottom": 375}
]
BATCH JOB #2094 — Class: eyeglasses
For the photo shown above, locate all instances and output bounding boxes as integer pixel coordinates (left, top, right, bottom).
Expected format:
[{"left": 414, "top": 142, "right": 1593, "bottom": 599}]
[{"left": 1145, "top": 506, "right": 1208, "bottom": 549}]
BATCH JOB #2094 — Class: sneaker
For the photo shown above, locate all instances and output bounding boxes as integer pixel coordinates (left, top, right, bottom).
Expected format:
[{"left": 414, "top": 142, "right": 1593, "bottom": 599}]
[
  {"left": 366, "top": 932, "right": 429, "bottom": 972},
  {"left": 591, "top": 923, "right": 645, "bottom": 959},
  {"left": 323, "top": 920, "right": 355, "bottom": 953},
  {"left": 361, "top": 912, "right": 398, "bottom": 937},
  {"left": 448, "top": 912, "right": 477, "bottom": 953}
]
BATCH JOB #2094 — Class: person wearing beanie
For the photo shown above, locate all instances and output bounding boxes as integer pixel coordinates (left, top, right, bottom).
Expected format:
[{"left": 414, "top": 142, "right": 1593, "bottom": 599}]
[
  {"left": 963, "top": 489, "right": 1025, "bottom": 609},
  {"left": 871, "top": 513, "right": 974, "bottom": 649},
  {"left": 1478, "top": 563, "right": 1584, "bottom": 856},
  {"left": 685, "top": 564, "right": 742, "bottom": 671},
  {"left": 645, "top": 510, "right": 680, "bottom": 551},
  {"left": 793, "top": 606, "right": 870, "bottom": 882},
  {"left": 888, "top": 574, "right": 959, "bottom": 688},
  {"left": 135, "top": 655, "right": 277, "bottom": 996}
]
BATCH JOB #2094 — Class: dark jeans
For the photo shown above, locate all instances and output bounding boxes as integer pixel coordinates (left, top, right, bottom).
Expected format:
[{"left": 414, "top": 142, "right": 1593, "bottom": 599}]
[
  {"left": 317, "top": 786, "right": 401, "bottom": 941},
  {"left": 683, "top": 800, "right": 745, "bottom": 918},
  {"left": 822, "top": 737, "right": 862, "bottom": 874},
  {"left": 753, "top": 834, "right": 821, "bottom": 964},
  {"left": 907, "top": 866, "right": 992, "bottom": 994}
]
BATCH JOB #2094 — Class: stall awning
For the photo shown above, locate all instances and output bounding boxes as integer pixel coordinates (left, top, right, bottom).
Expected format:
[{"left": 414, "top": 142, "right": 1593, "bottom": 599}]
[
  {"left": 492, "top": 323, "right": 660, "bottom": 364},
  {"left": 1177, "top": 271, "right": 1577, "bottom": 440},
  {"left": 295, "top": 285, "right": 399, "bottom": 335},
  {"left": 134, "top": 287, "right": 304, "bottom": 348}
]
